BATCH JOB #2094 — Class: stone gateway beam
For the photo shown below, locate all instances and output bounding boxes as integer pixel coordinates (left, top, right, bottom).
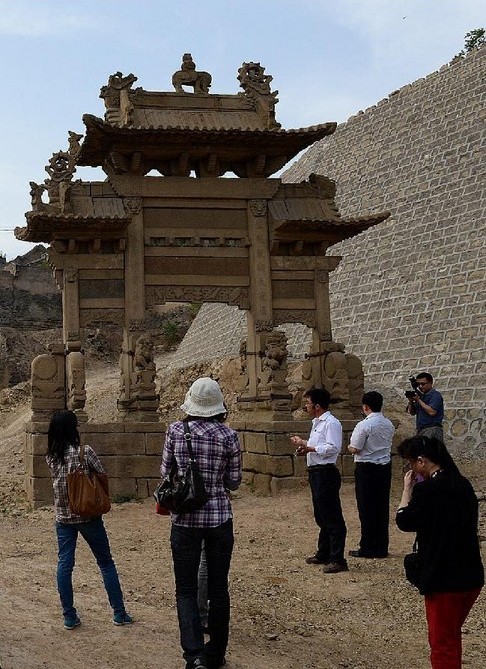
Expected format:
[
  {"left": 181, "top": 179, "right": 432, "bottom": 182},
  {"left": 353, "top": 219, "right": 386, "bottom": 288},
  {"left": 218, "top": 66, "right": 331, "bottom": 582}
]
[{"left": 16, "top": 55, "right": 390, "bottom": 505}]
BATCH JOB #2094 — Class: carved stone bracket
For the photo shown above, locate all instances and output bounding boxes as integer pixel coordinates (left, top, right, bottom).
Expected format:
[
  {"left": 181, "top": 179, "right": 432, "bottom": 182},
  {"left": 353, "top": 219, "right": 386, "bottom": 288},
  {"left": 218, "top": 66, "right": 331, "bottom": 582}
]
[
  {"left": 316, "top": 270, "right": 330, "bottom": 284},
  {"left": 65, "top": 269, "right": 78, "bottom": 283},
  {"left": 255, "top": 320, "right": 274, "bottom": 332},
  {"left": 123, "top": 197, "right": 143, "bottom": 215},
  {"left": 249, "top": 199, "right": 267, "bottom": 217}
]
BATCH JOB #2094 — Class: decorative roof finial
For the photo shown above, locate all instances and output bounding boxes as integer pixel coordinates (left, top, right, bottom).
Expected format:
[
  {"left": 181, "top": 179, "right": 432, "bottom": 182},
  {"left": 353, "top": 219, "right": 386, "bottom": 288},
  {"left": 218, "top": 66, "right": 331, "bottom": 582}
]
[{"left": 172, "top": 54, "right": 212, "bottom": 94}]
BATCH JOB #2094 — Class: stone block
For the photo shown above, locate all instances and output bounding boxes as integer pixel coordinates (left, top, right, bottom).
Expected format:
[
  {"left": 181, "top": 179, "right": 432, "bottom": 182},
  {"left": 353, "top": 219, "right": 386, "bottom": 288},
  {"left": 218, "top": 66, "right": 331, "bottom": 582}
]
[
  {"left": 29, "top": 433, "right": 49, "bottom": 456},
  {"left": 123, "top": 422, "right": 167, "bottom": 434},
  {"left": 450, "top": 419, "right": 468, "bottom": 437},
  {"left": 27, "top": 455, "right": 51, "bottom": 478},
  {"left": 270, "top": 476, "right": 308, "bottom": 495},
  {"left": 241, "top": 471, "right": 254, "bottom": 487},
  {"left": 267, "top": 433, "right": 295, "bottom": 456},
  {"left": 30, "top": 477, "right": 54, "bottom": 507},
  {"left": 242, "top": 452, "right": 293, "bottom": 477},
  {"left": 293, "top": 456, "right": 308, "bottom": 477},
  {"left": 252, "top": 473, "right": 272, "bottom": 495},
  {"left": 341, "top": 454, "right": 355, "bottom": 478},
  {"left": 146, "top": 432, "right": 165, "bottom": 456},
  {"left": 103, "top": 455, "right": 161, "bottom": 478},
  {"left": 109, "top": 478, "right": 138, "bottom": 499},
  {"left": 244, "top": 432, "right": 268, "bottom": 454},
  {"left": 83, "top": 432, "right": 146, "bottom": 455}
]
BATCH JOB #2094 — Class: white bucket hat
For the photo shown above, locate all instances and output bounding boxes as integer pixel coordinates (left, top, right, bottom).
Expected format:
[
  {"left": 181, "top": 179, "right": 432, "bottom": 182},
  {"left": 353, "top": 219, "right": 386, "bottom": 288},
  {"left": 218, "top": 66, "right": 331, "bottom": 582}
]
[{"left": 181, "top": 377, "right": 226, "bottom": 418}]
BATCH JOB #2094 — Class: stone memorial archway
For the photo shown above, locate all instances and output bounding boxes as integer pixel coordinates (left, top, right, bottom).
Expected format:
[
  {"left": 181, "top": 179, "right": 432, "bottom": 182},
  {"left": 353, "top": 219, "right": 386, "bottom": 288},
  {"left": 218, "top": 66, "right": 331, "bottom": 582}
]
[{"left": 16, "top": 56, "right": 389, "bottom": 504}]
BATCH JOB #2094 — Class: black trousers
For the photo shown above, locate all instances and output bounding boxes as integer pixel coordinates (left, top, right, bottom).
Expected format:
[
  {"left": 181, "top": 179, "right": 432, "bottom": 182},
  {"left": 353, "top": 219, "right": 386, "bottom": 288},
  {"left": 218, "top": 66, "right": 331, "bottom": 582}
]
[
  {"left": 354, "top": 461, "right": 392, "bottom": 557},
  {"left": 308, "top": 465, "right": 347, "bottom": 564}
]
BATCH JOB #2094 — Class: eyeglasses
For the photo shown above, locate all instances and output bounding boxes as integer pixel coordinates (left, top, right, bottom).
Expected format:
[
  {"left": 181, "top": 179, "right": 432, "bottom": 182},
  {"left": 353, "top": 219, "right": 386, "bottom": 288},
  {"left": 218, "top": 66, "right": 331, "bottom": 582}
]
[{"left": 417, "top": 381, "right": 430, "bottom": 386}]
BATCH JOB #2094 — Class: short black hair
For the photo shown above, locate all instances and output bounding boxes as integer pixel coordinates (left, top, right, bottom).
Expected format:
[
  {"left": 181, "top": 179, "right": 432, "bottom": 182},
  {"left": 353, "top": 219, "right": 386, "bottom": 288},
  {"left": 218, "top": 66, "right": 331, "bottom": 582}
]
[
  {"left": 362, "top": 391, "right": 383, "bottom": 412},
  {"left": 416, "top": 372, "right": 433, "bottom": 383},
  {"left": 304, "top": 388, "right": 331, "bottom": 410}
]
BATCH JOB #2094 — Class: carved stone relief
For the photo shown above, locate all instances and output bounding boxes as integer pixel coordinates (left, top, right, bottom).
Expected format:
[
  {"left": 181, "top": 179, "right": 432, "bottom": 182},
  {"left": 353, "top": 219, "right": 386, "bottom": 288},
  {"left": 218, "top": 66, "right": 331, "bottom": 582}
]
[
  {"left": 249, "top": 199, "right": 267, "bottom": 217},
  {"left": 66, "top": 350, "right": 87, "bottom": 416},
  {"left": 145, "top": 286, "right": 250, "bottom": 309},
  {"left": 31, "top": 345, "right": 66, "bottom": 418},
  {"left": 273, "top": 309, "right": 317, "bottom": 328},
  {"left": 302, "top": 339, "right": 364, "bottom": 417},
  {"left": 124, "top": 197, "right": 143, "bottom": 215}
]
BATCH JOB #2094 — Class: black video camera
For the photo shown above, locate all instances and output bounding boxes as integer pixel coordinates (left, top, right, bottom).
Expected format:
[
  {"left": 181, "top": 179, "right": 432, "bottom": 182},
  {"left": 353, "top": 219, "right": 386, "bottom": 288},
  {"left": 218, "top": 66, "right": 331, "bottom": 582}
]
[{"left": 405, "top": 376, "right": 421, "bottom": 399}]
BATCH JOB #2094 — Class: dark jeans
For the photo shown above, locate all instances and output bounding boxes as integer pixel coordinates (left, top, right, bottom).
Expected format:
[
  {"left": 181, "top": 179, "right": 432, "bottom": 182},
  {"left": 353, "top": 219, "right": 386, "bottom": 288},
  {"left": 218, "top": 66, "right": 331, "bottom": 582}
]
[
  {"left": 355, "top": 462, "right": 392, "bottom": 557},
  {"left": 308, "top": 465, "right": 347, "bottom": 564},
  {"left": 171, "top": 519, "right": 234, "bottom": 666},
  {"left": 56, "top": 517, "right": 126, "bottom": 621}
]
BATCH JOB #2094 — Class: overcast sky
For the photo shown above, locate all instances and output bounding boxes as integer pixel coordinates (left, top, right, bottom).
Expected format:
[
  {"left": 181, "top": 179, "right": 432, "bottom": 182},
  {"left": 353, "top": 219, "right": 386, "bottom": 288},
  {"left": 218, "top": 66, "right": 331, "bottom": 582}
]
[{"left": 0, "top": 0, "right": 483, "bottom": 259}]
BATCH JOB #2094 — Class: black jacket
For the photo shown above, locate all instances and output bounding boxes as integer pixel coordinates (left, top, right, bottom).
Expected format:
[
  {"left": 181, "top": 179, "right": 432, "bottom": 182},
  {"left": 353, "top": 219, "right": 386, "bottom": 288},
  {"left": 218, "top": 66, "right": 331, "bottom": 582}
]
[{"left": 396, "top": 471, "right": 484, "bottom": 595}]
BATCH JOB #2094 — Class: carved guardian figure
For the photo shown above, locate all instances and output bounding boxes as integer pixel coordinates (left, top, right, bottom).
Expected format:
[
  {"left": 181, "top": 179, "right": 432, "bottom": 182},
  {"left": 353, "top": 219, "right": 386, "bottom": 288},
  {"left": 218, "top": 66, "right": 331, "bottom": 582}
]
[{"left": 172, "top": 53, "right": 212, "bottom": 94}]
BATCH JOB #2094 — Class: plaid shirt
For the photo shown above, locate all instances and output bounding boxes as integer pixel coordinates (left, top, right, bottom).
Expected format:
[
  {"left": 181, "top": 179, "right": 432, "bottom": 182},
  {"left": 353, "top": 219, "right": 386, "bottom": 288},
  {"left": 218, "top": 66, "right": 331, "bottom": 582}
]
[
  {"left": 160, "top": 420, "right": 242, "bottom": 528},
  {"left": 46, "top": 444, "right": 105, "bottom": 524}
]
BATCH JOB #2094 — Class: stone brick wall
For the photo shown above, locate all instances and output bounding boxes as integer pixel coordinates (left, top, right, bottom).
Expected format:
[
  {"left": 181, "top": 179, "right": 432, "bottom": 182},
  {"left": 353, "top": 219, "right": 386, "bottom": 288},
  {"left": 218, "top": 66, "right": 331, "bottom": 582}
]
[
  {"left": 25, "top": 421, "right": 166, "bottom": 508},
  {"left": 170, "top": 48, "right": 485, "bottom": 457},
  {"left": 285, "top": 47, "right": 486, "bottom": 456}
]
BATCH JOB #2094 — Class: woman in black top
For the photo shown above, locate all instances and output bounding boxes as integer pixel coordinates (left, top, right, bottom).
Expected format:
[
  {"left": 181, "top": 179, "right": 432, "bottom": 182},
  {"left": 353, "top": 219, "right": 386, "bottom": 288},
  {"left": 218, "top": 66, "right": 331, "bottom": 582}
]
[{"left": 396, "top": 436, "right": 483, "bottom": 669}]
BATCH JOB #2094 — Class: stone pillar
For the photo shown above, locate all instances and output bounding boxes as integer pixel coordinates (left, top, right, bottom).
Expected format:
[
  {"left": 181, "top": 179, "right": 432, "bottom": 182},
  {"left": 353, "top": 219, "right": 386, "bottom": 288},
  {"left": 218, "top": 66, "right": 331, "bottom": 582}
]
[
  {"left": 117, "top": 200, "right": 159, "bottom": 421},
  {"left": 315, "top": 269, "right": 333, "bottom": 341},
  {"left": 239, "top": 198, "right": 293, "bottom": 417},
  {"left": 61, "top": 268, "right": 87, "bottom": 419},
  {"left": 66, "top": 349, "right": 87, "bottom": 422}
]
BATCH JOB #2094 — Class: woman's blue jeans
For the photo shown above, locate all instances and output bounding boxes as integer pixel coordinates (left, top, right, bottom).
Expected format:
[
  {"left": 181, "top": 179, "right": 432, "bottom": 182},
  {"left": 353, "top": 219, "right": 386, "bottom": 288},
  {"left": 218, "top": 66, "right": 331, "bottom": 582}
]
[
  {"left": 56, "top": 517, "right": 126, "bottom": 620},
  {"left": 170, "top": 519, "right": 234, "bottom": 666}
]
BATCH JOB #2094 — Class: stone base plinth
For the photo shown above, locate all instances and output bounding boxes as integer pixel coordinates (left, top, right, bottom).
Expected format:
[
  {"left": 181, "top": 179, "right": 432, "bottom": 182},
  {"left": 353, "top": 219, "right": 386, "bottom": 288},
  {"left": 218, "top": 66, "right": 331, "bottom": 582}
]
[
  {"left": 25, "top": 421, "right": 166, "bottom": 508},
  {"left": 234, "top": 417, "right": 365, "bottom": 496}
]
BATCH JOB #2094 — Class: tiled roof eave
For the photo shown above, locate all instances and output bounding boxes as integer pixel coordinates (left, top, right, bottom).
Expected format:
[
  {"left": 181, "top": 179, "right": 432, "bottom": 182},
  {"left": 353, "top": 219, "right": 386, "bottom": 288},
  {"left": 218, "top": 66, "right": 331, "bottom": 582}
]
[
  {"left": 81, "top": 113, "right": 336, "bottom": 137},
  {"left": 25, "top": 212, "right": 131, "bottom": 223},
  {"left": 272, "top": 212, "right": 391, "bottom": 227},
  {"left": 77, "top": 114, "right": 336, "bottom": 167}
]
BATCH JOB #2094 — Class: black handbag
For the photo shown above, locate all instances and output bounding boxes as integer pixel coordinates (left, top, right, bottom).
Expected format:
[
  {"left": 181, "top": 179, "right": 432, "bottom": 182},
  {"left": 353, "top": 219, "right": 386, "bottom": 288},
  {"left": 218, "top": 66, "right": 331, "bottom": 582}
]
[
  {"left": 403, "top": 539, "right": 422, "bottom": 588},
  {"left": 154, "top": 421, "right": 209, "bottom": 514}
]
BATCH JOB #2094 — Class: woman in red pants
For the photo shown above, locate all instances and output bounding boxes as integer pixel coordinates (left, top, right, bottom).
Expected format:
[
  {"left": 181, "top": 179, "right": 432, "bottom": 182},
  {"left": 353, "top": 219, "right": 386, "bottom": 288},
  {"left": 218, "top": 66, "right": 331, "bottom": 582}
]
[{"left": 396, "top": 436, "right": 483, "bottom": 668}]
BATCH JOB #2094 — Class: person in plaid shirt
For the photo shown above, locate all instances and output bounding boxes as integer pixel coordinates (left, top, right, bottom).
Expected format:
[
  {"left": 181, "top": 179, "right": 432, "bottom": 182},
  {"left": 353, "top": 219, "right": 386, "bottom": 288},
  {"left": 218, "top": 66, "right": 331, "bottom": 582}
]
[
  {"left": 46, "top": 410, "right": 132, "bottom": 630},
  {"left": 161, "top": 377, "right": 242, "bottom": 669}
]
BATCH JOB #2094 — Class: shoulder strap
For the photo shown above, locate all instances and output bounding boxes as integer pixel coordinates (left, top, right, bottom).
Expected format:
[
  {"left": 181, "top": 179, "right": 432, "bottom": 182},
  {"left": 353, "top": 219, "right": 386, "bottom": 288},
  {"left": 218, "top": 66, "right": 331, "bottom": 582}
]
[
  {"left": 182, "top": 420, "right": 196, "bottom": 461},
  {"left": 79, "top": 443, "right": 85, "bottom": 463}
]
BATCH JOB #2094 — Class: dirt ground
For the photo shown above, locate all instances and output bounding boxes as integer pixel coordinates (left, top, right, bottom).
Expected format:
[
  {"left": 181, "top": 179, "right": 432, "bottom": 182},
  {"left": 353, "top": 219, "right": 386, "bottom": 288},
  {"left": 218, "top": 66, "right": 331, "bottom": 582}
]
[{"left": 0, "top": 356, "right": 485, "bottom": 669}]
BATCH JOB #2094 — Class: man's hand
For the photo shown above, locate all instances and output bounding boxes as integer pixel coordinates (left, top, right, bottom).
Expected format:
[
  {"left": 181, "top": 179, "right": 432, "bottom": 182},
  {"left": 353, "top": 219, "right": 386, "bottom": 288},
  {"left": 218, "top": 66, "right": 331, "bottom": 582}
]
[{"left": 291, "top": 435, "right": 309, "bottom": 456}]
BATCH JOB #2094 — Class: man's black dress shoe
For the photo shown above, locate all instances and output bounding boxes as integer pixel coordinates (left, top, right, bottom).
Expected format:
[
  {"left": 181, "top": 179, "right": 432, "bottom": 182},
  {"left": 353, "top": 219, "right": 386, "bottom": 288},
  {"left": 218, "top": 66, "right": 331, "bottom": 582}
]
[
  {"left": 305, "top": 554, "right": 329, "bottom": 565},
  {"left": 348, "top": 549, "right": 374, "bottom": 558},
  {"left": 348, "top": 549, "right": 388, "bottom": 559}
]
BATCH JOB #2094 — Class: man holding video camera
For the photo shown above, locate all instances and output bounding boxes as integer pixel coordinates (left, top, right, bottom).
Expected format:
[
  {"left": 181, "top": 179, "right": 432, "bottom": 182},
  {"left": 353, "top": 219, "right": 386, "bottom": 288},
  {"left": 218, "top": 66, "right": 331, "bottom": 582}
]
[{"left": 406, "top": 372, "right": 444, "bottom": 441}]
